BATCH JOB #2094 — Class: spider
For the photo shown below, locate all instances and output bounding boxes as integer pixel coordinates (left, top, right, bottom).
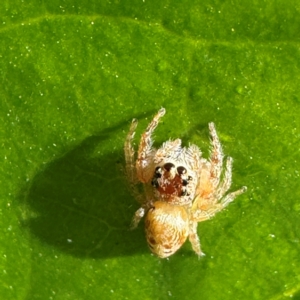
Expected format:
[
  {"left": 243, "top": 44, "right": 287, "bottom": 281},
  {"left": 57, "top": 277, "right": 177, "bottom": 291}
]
[{"left": 124, "top": 108, "right": 246, "bottom": 258}]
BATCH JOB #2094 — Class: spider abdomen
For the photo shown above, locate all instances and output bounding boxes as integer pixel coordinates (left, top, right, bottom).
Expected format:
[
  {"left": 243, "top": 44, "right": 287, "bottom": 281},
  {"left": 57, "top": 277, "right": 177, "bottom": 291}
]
[{"left": 145, "top": 201, "right": 189, "bottom": 258}]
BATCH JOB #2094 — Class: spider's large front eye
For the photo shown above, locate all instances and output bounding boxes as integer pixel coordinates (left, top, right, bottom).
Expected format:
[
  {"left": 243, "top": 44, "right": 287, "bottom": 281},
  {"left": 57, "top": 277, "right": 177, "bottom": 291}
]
[
  {"left": 177, "top": 166, "right": 187, "bottom": 175},
  {"left": 164, "top": 163, "right": 175, "bottom": 171}
]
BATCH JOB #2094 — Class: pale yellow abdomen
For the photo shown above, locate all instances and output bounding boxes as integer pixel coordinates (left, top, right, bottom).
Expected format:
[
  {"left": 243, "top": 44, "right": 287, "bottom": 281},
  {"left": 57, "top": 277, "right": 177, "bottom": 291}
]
[{"left": 145, "top": 201, "right": 189, "bottom": 258}]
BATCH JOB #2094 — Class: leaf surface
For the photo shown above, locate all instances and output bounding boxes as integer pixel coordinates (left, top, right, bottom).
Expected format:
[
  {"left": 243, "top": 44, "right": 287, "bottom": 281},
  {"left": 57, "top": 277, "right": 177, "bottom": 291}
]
[{"left": 0, "top": 1, "right": 300, "bottom": 299}]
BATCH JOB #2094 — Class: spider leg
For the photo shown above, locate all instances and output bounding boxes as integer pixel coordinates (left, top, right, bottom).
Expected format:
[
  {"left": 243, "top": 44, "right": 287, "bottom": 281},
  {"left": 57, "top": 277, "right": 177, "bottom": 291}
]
[
  {"left": 206, "top": 155, "right": 246, "bottom": 214},
  {"left": 130, "top": 183, "right": 156, "bottom": 229},
  {"left": 219, "top": 186, "right": 247, "bottom": 207},
  {"left": 192, "top": 186, "right": 247, "bottom": 223},
  {"left": 131, "top": 207, "right": 145, "bottom": 229},
  {"left": 124, "top": 118, "right": 145, "bottom": 204},
  {"left": 189, "top": 220, "right": 205, "bottom": 258},
  {"left": 208, "top": 122, "right": 224, "bottom": 189},
  {"left": 125, "top": 118, "right": 138, "bottom": 184},
  {"left": 192, "top": 124, "right": 225, "bottom": 210},
  {"left": 127, "top": 109, "right": 166, "bottom": 228},
  {"left": 213, "top": 157, "right": 233, "bottom": 201},
  {"left": 137, "top": 108, "right": 166, "bottom": 183}
]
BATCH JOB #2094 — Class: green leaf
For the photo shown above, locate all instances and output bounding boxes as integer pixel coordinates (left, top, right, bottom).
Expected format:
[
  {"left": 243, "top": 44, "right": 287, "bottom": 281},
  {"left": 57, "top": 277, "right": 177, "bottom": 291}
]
[{"left": 0, "top": 1, "right": 300, "bottom": 299}]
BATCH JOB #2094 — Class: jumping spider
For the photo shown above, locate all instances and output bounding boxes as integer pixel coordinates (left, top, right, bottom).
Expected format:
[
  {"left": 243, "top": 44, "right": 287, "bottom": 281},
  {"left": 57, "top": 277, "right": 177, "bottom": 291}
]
[{"left": 124, "top": 108, "right": 246, "bottom": 258}]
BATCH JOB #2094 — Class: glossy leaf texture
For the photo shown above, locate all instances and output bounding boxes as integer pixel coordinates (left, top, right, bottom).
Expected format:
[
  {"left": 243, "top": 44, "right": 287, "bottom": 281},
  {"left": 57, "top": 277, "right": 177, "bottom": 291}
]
[{"left": 0, "top": 1, "right": 300, "bottom": 299}]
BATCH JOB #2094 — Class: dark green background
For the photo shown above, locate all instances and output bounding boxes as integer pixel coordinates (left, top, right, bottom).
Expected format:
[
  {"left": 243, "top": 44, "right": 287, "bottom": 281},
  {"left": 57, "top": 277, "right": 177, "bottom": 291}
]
[{"left": 0, "top": 1, "right": 299, "bottom": 299}]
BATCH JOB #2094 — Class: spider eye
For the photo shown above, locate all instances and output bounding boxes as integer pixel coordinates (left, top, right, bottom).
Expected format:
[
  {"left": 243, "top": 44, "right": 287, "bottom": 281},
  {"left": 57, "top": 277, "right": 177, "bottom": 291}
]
[
  {"left": 154, "top": 167, "right": 162, "bottom": 178},
  {"left": 181, "top": 189, "right": 190, "bottom": 197},
  {"left": 164, "top": 163, "right": 175, "bottom": 172},
  {"left": 182, "top": 179, "right": 188, "bottom": 186},
  {"left": 177, "top": 166, "right": 187, "bottom": 175},
  {"left": 151, "top": 178, "right": 159, "bottom": 188}
]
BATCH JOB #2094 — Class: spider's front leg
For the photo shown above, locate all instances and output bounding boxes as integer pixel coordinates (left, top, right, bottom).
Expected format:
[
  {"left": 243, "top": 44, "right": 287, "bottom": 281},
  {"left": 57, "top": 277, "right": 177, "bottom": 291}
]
[
  {"left": 192, "top": 123, "right": 246, "bottom": 222},
  {"left": 125, "top": 118, "right": 138, "bottom": 184},
  {"left": 191, "top": 122, "right": 225, "bottom": 215},
  {"left": 127, "top": 108, "right": 166, "bottom": 229},
  {"left": 136, "top": 107, "right": 166, "bottom": 183},
  {"left": 125, "top": 118, "right": 154, "bottom": 229},
  {"left": 124, "top": 118, "right": 145, "bottom": 204}
]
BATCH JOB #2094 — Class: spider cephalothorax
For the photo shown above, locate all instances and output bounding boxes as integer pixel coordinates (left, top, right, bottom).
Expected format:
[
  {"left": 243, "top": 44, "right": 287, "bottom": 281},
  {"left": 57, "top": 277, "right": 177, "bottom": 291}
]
[{"left": 151, "top": 163, "right": 194, "bottom": 204}]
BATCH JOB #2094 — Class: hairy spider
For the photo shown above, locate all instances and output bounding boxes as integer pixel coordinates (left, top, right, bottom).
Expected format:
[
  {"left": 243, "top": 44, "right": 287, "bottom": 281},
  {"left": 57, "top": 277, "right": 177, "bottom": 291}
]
[{"left": 124, "top": 108, "right": 246, "bottom": 258}]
